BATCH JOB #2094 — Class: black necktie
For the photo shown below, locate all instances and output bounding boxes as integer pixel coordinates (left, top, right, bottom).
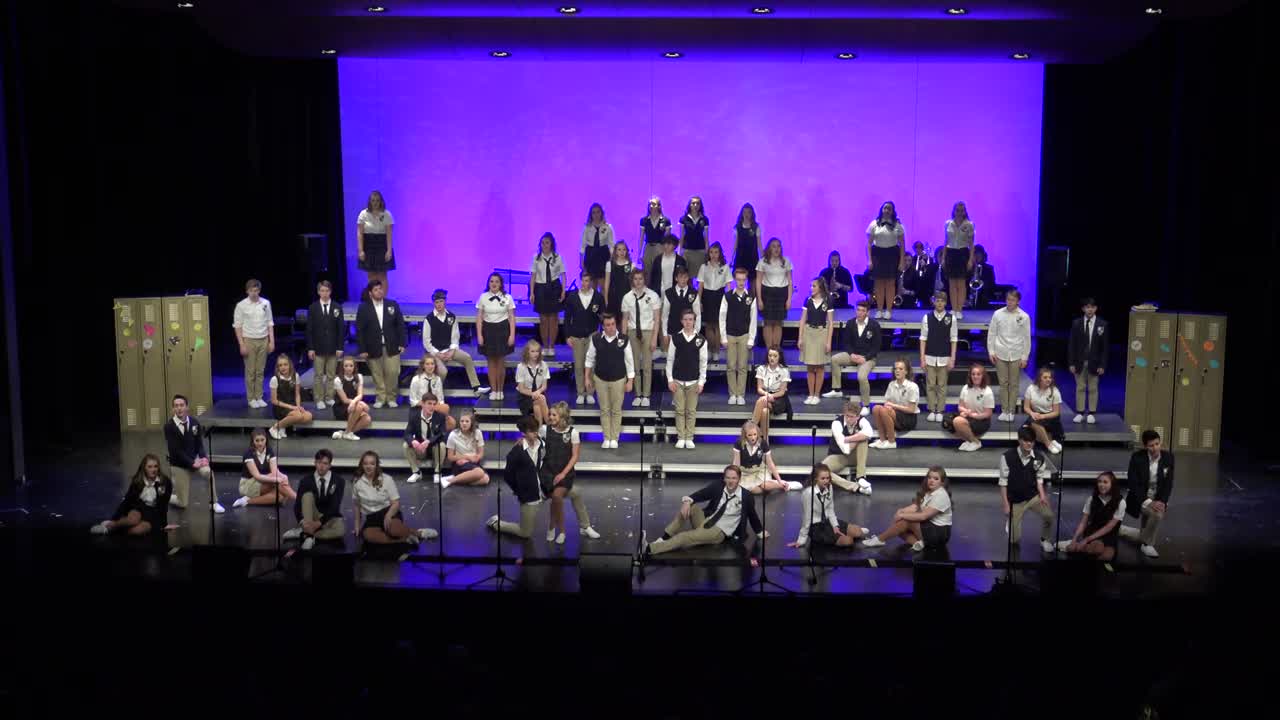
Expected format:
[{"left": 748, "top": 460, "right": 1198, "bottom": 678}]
[
  {"left": 319, "top": 476, "right": 327, "bottom": 498},
  {"left": 594, "top": 226, "right": 601, "bottom": 247},
  {"left": 1085, "top": 319, "right": 1093, "bottom": 352},
  {"left": 545, "top": 255, "right": 554, "bottom": 285},
  {"left": 818, "top": 490, "right": 829, "bottom": 519},
  {"left": 322, "top": 303, "right": 328, "bottom": 317},
  {"left": 634, "top": 294, "right": 644, "bottom": 340},
  {"left": 704, "top": 490, "right": 736, "bottom": 529}
]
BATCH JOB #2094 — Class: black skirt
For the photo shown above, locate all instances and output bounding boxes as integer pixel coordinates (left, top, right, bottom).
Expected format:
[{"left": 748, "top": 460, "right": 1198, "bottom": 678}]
[
  {"left": 700, "top": 289, "right": 724, "bottom": 328},
  {"left": 362, "top": 508, "right": 402, "bottom": 533},
  {"left": 944, "top": 247, "right": 971, "bottom": 279},
  {"left": 333, "top": 400, "right": 350, "bottom": 421},
  {"left": 769, "top": 393, "right": 793, "bottom": 421},
  {"left": 112, "top": 498, "right": 166, "bottom": 529},
  {"left": 517, "top": 393, "right": 536, "bottom": 417},
  {"left": 272, "top": 404, "right": 292, "bottom": 421},
  {"left": 761, "top": 285, "right": 789, "bottom": 322},
  {"left": 921, "top": 523, "right": 951, "bottom": 548},
  {"left": 808, "top": 519, "right": 851, "bottom": 547},
  {"left": 533, "top": 281, "right": 563, "bottom": 315},
  {"left": 584, "top": 245, "right": 611, "bottom": 279},
  {"left": 359, "top": 233, "right": 396, "bottom": 272},
  {"left": 966, "top": 417, "right": 991, "bottom": 436},
  {"left": 893, "top": 410, "right": 919, "bottom": 433},
  {"left": 1024, "top": 415, "right": 1066, "bottom": 441},
  {"left": 871, "top": 245, "right": 900, "bottom": 279},
  {"left": 540, "top": 470, "right": 576, "bottom": 495},
  {"left": 480, "top": 320, "right": 514, "bottom": 358},
  {"left": 452, "top": 461, "right": 481, "bottom": 474}
]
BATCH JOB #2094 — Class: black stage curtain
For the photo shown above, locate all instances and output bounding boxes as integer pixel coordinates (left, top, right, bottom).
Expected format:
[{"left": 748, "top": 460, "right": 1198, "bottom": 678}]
[
  {"left": 2, "top": 1, "right": 345, "bottom": 455},
  {"left": 1037, "top": 0, "right": 1275, "bottom": 454}
]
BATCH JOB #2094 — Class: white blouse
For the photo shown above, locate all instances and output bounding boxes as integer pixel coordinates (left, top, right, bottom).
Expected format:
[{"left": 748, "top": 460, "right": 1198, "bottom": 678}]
[
  {"left": 921, "top": 487, "right": 953, "bottom": 526},
  {"left": 1023, "top": 384, "right": 1062, "bottom": 414},
  {"left": 697, "top": 262, "right": 731, "bottom": 292},
  {"left": 756, "top": 364, "right": 791, "bottom": 393},
  {"left": 1083, "top": 495, "right": 1127, "bottom": 522},
  {"left": 755, "top": 257, "right": 793, "bottom": 288},
  {"left": 944, "top": 219, "right": 975, "bottom": 249},
  {"left": 959, "top": 384, "right": 995, "bottom": 413},
  {"left": 581, "top": 223, "right": 615, "bottom": 253},
  {"left": 531, "top": 253, "right": 567, "bottom": 284},
  {"left": 884, "top": 379, "right": 921, "bottom": 412},
  {"left": 446, "top": 430, "right": 484, "bottom": 458},
  {"left": 867, "top": 220, "right": 905, "bottom": 248},
  {"left": 409, "top": 373, "right": 445, "bottom": 406},
  {"left": 354, "top": 475, "right": 399, "bottom": 514},
  {"left": 357, "top": 208, "right": 394, "bottom": 234},
  {"left": 515, "top": 362, "right": 550, "bottom": 390},
  {"left": 476, "top": 292, "right": 515, "bottom": 323},
  {"left": 332, "top": 374, "right": 362, "bottom": 395},
  {"left": 540, "top": 424, "right": 582, "bottom": 445}
]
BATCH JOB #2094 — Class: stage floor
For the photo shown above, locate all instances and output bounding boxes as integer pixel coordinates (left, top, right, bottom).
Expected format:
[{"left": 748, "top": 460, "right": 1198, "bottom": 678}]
[{"left": 8, "top": 430, "right": 1274, "bottom": 598}]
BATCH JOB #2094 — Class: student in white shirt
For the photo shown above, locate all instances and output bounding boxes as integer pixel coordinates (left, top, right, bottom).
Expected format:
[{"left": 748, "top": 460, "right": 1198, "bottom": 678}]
[
  {"left": 353, "top": 451, "right": 437, "bottom": 545},
  {"left": 820, "top": 399, "right": 875, "bottom": 494},
  {"left": 1023, "top": 366, "right": 1065, "bottom": 455},
  {"left": 943, "top": 201, "right": 976, "bottom": 318},
  {"left": 862, "top": 465, "right": 953, "bottom": 552},
  {"left": 232, "top": 428, "right": 296, "bottom": 509},
  {"left": 515, "top": 340, "right": 551, "bottom": 425},
  {"left": 331, "top": 356, "right": 372, "bottom": 441},
  {"left": 696, "top": 242, "right": 731, "bottom": 360},
  {"left": 639, "top": 464, "right": 764, "bottom": 568},
  {"left": 988, "top": 288, "right": 1032, "bottom": 420},
  {"left": 476, "top": 273, "right": 516, "bottom": 402},
  {"left": 622, "top": 267, "right": 660, "bottom": 407},
  {"left": 720, "top": 267, "right": 757, "bottom": 404},
  {"left": 731, "top": 420, "right": 799, "bottom": 494},
  {"left": 787, "top": 463, "right": 871, "bottom": 549},
  {"left": 755, "top": 237, "right": 793, "bottom": 352},
  {"left": 951, "top": 363, "right": 995, "bottom": 452},
  {"left": 866, "top": 201, "right": 906, "bottom": 320},
  {"left": 408, "top": 355, "right": 457, "bottom": 432},
  {"left": 1060, "top": 471, "right": 1126, "bottom": 562},
  {"left": 872, "top": 357, "right": 920, "bottom": 449},
  {"left": 797, "top": 277, "right": 834, "bottom": 404},
  {"left": 752, "top": 347, "right": 792, "bottom": 441},
  {"left": 356, "top": 190, "right": 396, "bottom": 293},
  {"left": 918, "top": 291, "right": 958, "bottom": 421},
  {"left": 268, "top": 354, "right": 314, "bottom": 441},
  {"left": 232, "top": 278, "right": 275, "bottom": 408},
  {"left": 530, "top": 232, "right": 567, "bottom": 358},
  {"left": 443, "top": 410, "right": 490, "bottom": 488},
  {"left": 581, "top": 202, "right": 614, "bottom": 285}
]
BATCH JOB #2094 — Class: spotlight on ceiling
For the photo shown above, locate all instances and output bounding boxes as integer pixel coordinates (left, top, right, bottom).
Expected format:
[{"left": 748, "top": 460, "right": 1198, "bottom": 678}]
[
  {"left": 835, "top": 52, "right": 857, "bottom": 60},
  {"left": 366, "top": 5, "right": 386, "bottom": 12},
  {"left": 751, "top": 7, "right": 774, "bottom": 14},
  {"left": 1010, "top": 52, "right": 1031, "bottom": 60},
  {"left": 946, "top": 8, "right": 967, "bottom": 15},
  {"left": 321, "top": 49, "right": 337, "bottom": 55},
  {"left": 662, "top": 51, "right": 683, "bottom": 58},
  {"left": 1145, "top": 7, "right": 1163, "bottom": 15},
  {"left": 490, "top": 50, "right": 512, "bottom": 58},
  {"left": 558, "top": 6, "right": 579, "bottom": 14},
  {"left": 176, "top": 2, "right": 195, "bottom": 7}
]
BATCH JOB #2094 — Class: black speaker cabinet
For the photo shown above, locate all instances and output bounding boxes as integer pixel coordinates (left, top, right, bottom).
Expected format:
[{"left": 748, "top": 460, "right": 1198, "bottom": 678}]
[
  {"left": 193, "top": 545, "right": 250, "bottom": 585},
  {"left": 912, "top": 560, "right": 956, "bottom": 599},
  {"left": 579, "top": 552, "right": 633, "bottom": 595},
  {"left": 312, "top": 552, "right": 355, "bottom": 587}
]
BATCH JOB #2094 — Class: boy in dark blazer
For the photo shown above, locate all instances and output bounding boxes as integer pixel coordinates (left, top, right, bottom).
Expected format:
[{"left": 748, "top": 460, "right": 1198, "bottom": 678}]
[
  {"left": 306, "top": 280, "right": 346, "bottom": 411},
  {"left": 824, "top": 300, "right": 882, "bottom": 411},
  {"left": 1122, "top": 430, "right": 1174, "bottom": 558},
  {"left": 648, "top": 235, "right": 688, "bottom": 297},
  {"left": 284, "top": 448, "right": 346, "bottom": 550},
  {"left": 403, "top": 394, "right": 449, "bottom": 485},
  {"left": 1067, "top": 297, "right": 1108, "bottom": 423},
  {"left": 355, "top": 279, "right": 407, "bottom": 409},
  {"left": 162, "top": 394, "right": 222, "bottom": 512},
  {"left": 641, "top": 465, "right": 763, "bottom": 566},
  {"left": 486, "top": 414, "right": 545, "bottom": 540}
]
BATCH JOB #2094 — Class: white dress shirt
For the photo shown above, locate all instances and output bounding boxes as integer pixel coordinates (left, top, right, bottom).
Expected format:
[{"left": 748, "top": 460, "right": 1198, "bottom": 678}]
[
  {"left": 232, "top": 297, "right": 273, "bottom": 339},
  {"left": 623, "top": 288, "right": 660, "bottom": 333},
  {"left": 998, "top": 448, "right": 1052, "bottom": 486},
  {"left": 697, "top": 262, "right": 731, "bottom": 292},
  {"left": 1023, "top": 384, "right": 1062, "bottom": 414},
  {"left": 666, "top": 330, "right": 708, "bottom": 386},
  {"left": 867, "top": 220, "right": 905, "bottom": 248},
  {"left": 584, "top": 331, "right": 637, "bottom": 378},
  {"left": 959, "top": 384, "right": 995, "bottom": 414},
  {"left": 1146, "top": 455, "right": 1161, "bottom": 502},
  {"left": 755, "top": 364, "right": 790, "bottom": 393},
  {"left": 921, "top": 487, "right": 953, "bottom": 526},
  {"left": 580, "top": 222, "right": 615, "bottom": 254},
  {"left": 445, "top": 429, "right": 484, "bottom": 458},
  {"left": 655, "top": 253, "right": 679, "bottom": 294},
  {"left": 423, "top": 310, "right": 461, "bottom": 353},
  {"left": 531, "top": 253, "right": 566, "bottom": 284},
  {"left": 884, "top": 379, "right": 921, "bottom": 412},
  {"left": 795, "top": 485, "right": 840, "bottom": 546},
  {"left": 988, "top": 306, "right": 1032, "bottom": 362},
  {"left": 476, "top": 292, "right": 514, "bottom": 323},
  {"left": 711, "top": 487, "right": 745, "bottom": 536},
  {"left": 944, "top": 219, "right": 974, "bottom": 249},
  {"left": 830, "top": 415, "right": 875, "bottom": 454},
  {"left": 354, "top": 475, "right": 398, "bottom": 514},
  {"left": 315, "top": 471, "right": 333, "bottom": 499},
  {"left": 515, "top": 362, "right": 549, "bottom": 391},
  {"left": 408, "top": 373, "right": 445, "bottom": 406},
  {"left": 356, "top": 209, "right": 394, "bottom": 234},
  {"left": 371, "top": 299, "right": 385, "bottom": 330},
  {"left": 755, "top": 257, "right": 793, "bottom": 288}
]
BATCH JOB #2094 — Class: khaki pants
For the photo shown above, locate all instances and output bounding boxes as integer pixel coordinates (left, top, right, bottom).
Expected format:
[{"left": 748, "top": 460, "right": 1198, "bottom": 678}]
[
  {"left": 830, "top": 353, "right": 874, "bottom": 403},
  {"left": 403, "top": 442, "right": 445, "bottom": 473},
  {"left": 684, "top": 249, "right": 706, "bottom": 281},
  {"left": 628, "top": 330, "right": 654, "bottom": 397},
  {"left": 822, "top": 446, "right": 869, "bottom": 487},
  {"left": 1139, "top": 502, "right": 1165, "bottom": 546},
  {"left": 170, "top": 465, "right": 215, "bottom": 508},
  {"left": 432, "top": 349, "right": 481, "bottom": 388},
  {"left": 1074, "top": 365, "right": 1100, "bottom": 413},
  {"left": 924, "top": 364, "right": 949, "bottom": 414},
  {"left": 651, "top": 506, "right": 726, "bottom": 554},
  {"left": 313, "top": 354, "right": 338, "bottom": 404},
  {"left": 496, "top": 502, "right": 542, "bottom": 539},
  {"left": 725, "top": 334, "right": 751, "bottom": 396},
  {"left": 568, "top": 336, "right": 591, "bottom": 396},
  {"left": 593, "top": 375, "right": 626, "bottom": 441},
  {"left": 564, "top": 487, "right": 592, "bottom": 528},
  {"left": 642, "top": 243, "right": 664, "bottom": 274},
  {"left": 672, "top": 382, "right": 701, "bottom": 440},
  {"left": 369, "top": 353, "right": 401, "bottom": 404},
  {"left": 995, "top": 357, "right": 1022, "bottom": 414},
  {"left": 243, "top": 336, "right": 269, "bottom": 401},
  {"left": 1009, "top": 496, "right": 1054, "bottom": 542},
  {"left": 301, "top": 492, "right": 346, "bottom": 540}
]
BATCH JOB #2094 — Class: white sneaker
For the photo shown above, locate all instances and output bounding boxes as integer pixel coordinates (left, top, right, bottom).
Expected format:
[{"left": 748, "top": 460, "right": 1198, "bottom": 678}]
[
  {"left": 1048, "top": 441, "right": 1062, "bottom": 455},
  {"left": 491, "top": 392, "right": 504, "bottom": 401},
  {"left": 822, "top": 390, "right": 843, "bottom": 398},
  {"left": 785, "top": 481, "right": 803, "bottom": 491},
  {"left": 543, "top": 347, "right": 556, "bottom": 358},
  {"left": 609, "top": 440, "right": 620, "bottom": 449},
  {"left": 576, "top": 395, "right": 586, "bottom": 404},
  {"left": 406, "top": 473, "right": 421, "bottom": 484},
  {"left": 1086, "top": 414, "right": 1096, "bottom": 424},
  {"left": 1140, "top": 544, "right": 1159, "bottom": 558},
  {"left": 870, "top": 440, "right": 885, "bottom": 449},
  {"left": 301, "top": 537, "right": 315, "bottom": 551},
  {"left": 373, "top": 400, "right": 385, "bottom": 409},
  {"left": 874, "top": 309, "right": 883, "bottom": 319},
  {"left": 332, "top": 430, "right": 345, "bottom": 440},
  {"left": 880, "top": 440, "right": 897, "bottom": 450},
  {"left": 1057, "top": 540, "right": 1074, "bottom": 552},
  {"left": 1072, "top": 413, "right": 1084, "bottom": 423},
  {"left": 884, "top": 310, "right": 892, "bottom": 320},
  {"left": 283, "top": 527, "right": 303, "bottom": 540},
  {"left": 586, "top": 395, "right": 596, "bottom": 405},
  {"left": 633, "top": 396, "right": 644, "bottom": 407},
  {"left": 547, "top": 528, "right": 557, "bottom": 542},
  {"left": 580, "top": 526, "right": 601, "bottom": 539},
  {"left": 911, "top": 541, "right": 924, "bottom": 552},
  {"left": 315, "top": 401, "right": 326, "bottom": 410},
  {"left": 344, "top": 432, "right": 360, "bottom": 441},
  {"left": 675, "top": 438, "right": 686, "bottom": 449},
  {"left": 961, "top": 441, "right": 982, "bottom": 452},
  {"left": 90, "top": 522, "right": 110, "bottom": 535},
  {"left": 685, "top": 440, "right": 696, "bottom": 450},
  {"left": 862, "top": 535, "right": 885, "bottom": 547},
  {"left": 1040, "top": 539, "right": 1056, "bottom": 553},
  {"left": 387, "top": 400, "right": 398, "bottom": 408},
  {"left": 999, "top": 412, "right": 1014, "bottom": 422},
  {"left": 859, "top": 406, "right": 870, "bottom": 417},
  {"left": 440, "top": 476, "right": 453, "bottom": 489},
  {"left": 212, "top": 502, "right": 226, "bottom": 514},
  {"left": 486, "top": 515, "right": 499, "bottom": 530},
  {"left": 476, "top": 385, "right": 491, "bottom": 395},
  {"left": 268, "top": 426, "right": 283, "bottom": 440},
  {"left": 232, "top": 496, "right": 250, "bottom": 509},
  {"left": 418, "top": 528, "right": 439, "bottom": 540},
  {"left": 602, "top": 440, "right": 612, "bottom": 449},
  {"left": 953, "top": 310, "right": 963, "bottom": 320},
  {"left": 641, "top": 397, "right": 651, "bottom": 407},
  {"left": 856, "top": 478, "right": 872, "bottom": 495},
  {"left": 555, "top": 532, "right": 566, "bottom": 545},
  {"left": 432, "top": 474, "right": 441, "bottom": 485}
]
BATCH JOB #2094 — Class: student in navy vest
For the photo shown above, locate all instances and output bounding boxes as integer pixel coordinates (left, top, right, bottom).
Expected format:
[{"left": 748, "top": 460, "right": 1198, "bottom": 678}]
[
  {"left": 999, "top": 426, "right": 1056, "bottom": 554},
  {"left": 90, "top": 454, "right": 174, "bottom": 536},
  {"left": 530, "top": 232, "right": 567, "bottom": 358},
  {"left": 918, "top": 291, "right": 957, "bottom": 422},
  {"left": 282, "top": 448, "right": 346, "bottom": 551},
  {"left": 584, "top": 312, "right": 634, "bottom": 449},
  {"left": 668, "top": 309, "right": 709, "bottom": 449},
  {"left": 1119, "top": 429, "right": 1174, "bottom": 558},
  {"left": 639, "top": 196, "right": 674, "bottom": 275},
  {"left": 720, "top": 267, "right": 757, "bottom": 405},
  {"left": 486, "top": 415, "right": 547, "bottom": 540},
  {"left": 787, "top": 463, "right": 871, "bottom": 549},
  {"left": 231, "top": 428, "right": 296, "bottom": 509},
  {"left": 820, "top": 399, "right": 875, "bottom": 495},
  {"left": 331, "top": 356, "right": 372, "bottom": 441},
  {"left": 355, "top": 279, "right": 407, "bottom": 409},
  {"left": 305, "top": 280, "right": 345, "bottom": 411},
  {"left": 403, "top": 394, "right": 449, "bottom": 485},
  {"left": 825, "top": 300, "right": 881, "bottom": 408},
  {"left": 678, "top": 196, "right": 710, "bottom": 279},
  {"left": 564, "top": 269, "right": 605, "bottom": 405},
  {"left": 660, "top": 266, "right": 700, "bottom": 351},
  {"left": 639, "top": 465, "right": 763, "bottom": 567},
  {"left": 1067, "top": 296, "right": 1108, "bottom": 424},
  {"left": 862, "top": 465, "right": 952, "bottom": 553},
  {"left": 268, "top": 354, "right": 313, "bottom": 440},
  {"left": 423, "top": 288, "right": 488, "bottom": 397},
  {"left": 163, "top": 395, "right": 223, "bottom": 513},
  {"left": 1059, "top": 471, "right": 1125, "bottom": 561}
]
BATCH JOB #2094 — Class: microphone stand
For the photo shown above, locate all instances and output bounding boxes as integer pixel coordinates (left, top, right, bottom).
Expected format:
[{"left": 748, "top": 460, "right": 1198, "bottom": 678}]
[
  {"left": 650, "top": 359, "right": 666, "bottom": 481},
  {"left": 807, "top": 424, "right": 820, "bottom": 586},
  {"left": 251, "top": 429, "right": 287, "bottom": 579},
  {"left": 204, "top": 425, "right": 217, "bottom": 548},
  {"left": 636, "top": 416, "right": 648, "bottom": 584},
  {"left": 736, "top": 481, "right": 792, "bottom": 595},
  {"left": 467, "top": 420, "right": 508, "bottom": 590}
]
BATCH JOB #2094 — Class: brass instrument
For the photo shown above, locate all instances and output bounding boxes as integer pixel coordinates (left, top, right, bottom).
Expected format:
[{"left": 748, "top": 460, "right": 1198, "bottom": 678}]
[{"left": 967, "top": 262, "right": 985, "bottom": 307}]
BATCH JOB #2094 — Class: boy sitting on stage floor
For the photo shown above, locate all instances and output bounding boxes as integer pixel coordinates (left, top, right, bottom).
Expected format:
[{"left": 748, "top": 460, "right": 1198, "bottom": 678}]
[
  {"left": 283, "top": 448, "right": 347, "bottom": 551},
  {"left": 404, "top": 393, "right": 449, "bottom": 485},
  {"left": 821, "top": 399, "right": 875, "bottom": 495},
  {"left": 640, "top": 465, "right": 763, "bottom": 568}
]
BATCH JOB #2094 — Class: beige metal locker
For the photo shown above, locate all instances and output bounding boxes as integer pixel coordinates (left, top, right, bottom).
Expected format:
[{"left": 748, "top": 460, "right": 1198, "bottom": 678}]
[
  {"left": 1124, "top": 311, "right": 1178, "bottom": 444},
  {"left": 162, "top": 297, "right": 192, "bottom": 410},
  {"left": 114, "top": 299, "right": 144, "bottom": 431},
  {"left": 1172, "top": 314, "right": 1227, "bottom": 454},
  {"left": 138, "top": 298, "right": 168, "bottom": 429},
  {"left": 183, "top": 295, "right": 213, "bottom": 416}
]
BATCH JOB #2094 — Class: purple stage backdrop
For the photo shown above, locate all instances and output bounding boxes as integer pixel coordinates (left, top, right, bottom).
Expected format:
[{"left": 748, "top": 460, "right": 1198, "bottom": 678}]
[{"left": 338, "top": 59, "right": 1043, "bottom": 313}]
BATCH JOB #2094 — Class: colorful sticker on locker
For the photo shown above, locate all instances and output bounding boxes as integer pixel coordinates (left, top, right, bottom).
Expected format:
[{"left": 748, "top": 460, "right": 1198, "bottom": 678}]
[
  {"left": 1209, "top": 359, "right": 1220, "bottom": 369},
  {"left": 122, "top": 328, "right": 131, "bottom": 337},
  {"left": 1181, "top": 377, "right": 1190, "bottom": 386},
  {"left": 1135, "top": 357, "right": 1148, "bottom": 368},
  {"left": 1131, "top": 340, "right": 1142, "bottom": 352},
  {"left": 144, "top": 324, "right": 155, "bottom": 337},
  {"left": 194, "top": 337, "right": 205, "bottom": 350},
  {"left": 127, "top": 339, "right": 137, "bottom": 348},
  {"left": 1203, "top": 341, "right": 1215, "bottom": 352},
  {"left": 142, "top": 339, "right": 154, "bottom": 350},
  {"left": 1159, "top": 343, "right": 1170, "bottom": 353},
  {"left": 170, "top": 322, "right": 180, "bottom": 331},
  {"left": 193, "top": 323, "right": 203, "bottom": 332}
]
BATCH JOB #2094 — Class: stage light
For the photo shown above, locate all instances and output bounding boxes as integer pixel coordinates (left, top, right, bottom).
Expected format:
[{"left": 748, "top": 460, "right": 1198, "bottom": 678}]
[
  {"left": 176, "top": 2, "right": 194, "bottom": 7},
  {"left": 1145, "top": 7, "right": 1163, "bottom": 15},
  {"left": 366, "top": 5, "right": 386, "bottom": 12},
  {"left": 558, "top": 6, "right": 579, "bottom": 13},
  {"left": 1010, "top": 52, "right": 1031, "bottom": 60},
  {"left": 490, "top": 50, "right": 512, "bottom": 58},
  {"left": 662, "top": 51, "right": 683, "bottom": 58},
  {"left": 946, "top": 7, "right": 967, "bottom": 15},
  {"left": 835, "top": 52, "right": 857, "bottom": 60},
  {"left": 752, "top": 7, "right": 774, "bottom": 14},
  {"left": 321, "top": 49, "right": 337, "bottom": 55}
]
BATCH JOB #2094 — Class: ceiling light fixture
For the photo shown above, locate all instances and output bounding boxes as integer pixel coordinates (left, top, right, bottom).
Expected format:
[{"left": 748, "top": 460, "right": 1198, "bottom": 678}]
[
  {"left": 662, "top": 51, "right": 683, "bottom": 58},
  {"left": 558, "top": 6, "right": 579, "bottom": 14},
  {"left": 945, "top": 8, "right": 967, "bottom": 15},
  {"left": 835, "top": 52, "right": 857, "bottom": 60},
  {"left": 752, "top": 7, "right": 774, "bottom": 14},
  {"left": 1010, "top": 52, "right": 1031, "bottom": 60},
  {"left": 490, "top": 50, "right": 512, "bottom": 58},
  {"left": 176, "top": 2, "right": 194, "bottom": 7},
  {"left": 1145, "top": 7, "right": 1163, "bottom": 15},
  {"left": 321, "top": 49, "right": 337, "bottom": 55},
  {"left": 366, "top": 5, "right": 386, "bottom": 12}
]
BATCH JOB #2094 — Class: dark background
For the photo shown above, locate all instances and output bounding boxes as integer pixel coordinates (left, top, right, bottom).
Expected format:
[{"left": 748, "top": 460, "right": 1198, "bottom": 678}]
[{"left": 1, "top": 0, "right": 1274, "bottom": 468}]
